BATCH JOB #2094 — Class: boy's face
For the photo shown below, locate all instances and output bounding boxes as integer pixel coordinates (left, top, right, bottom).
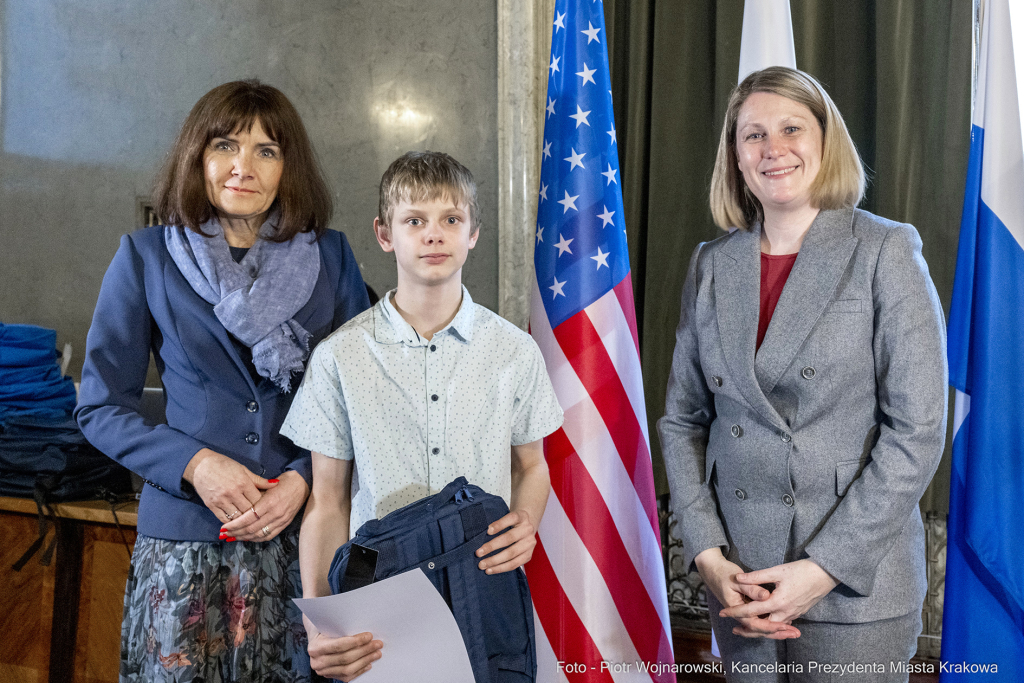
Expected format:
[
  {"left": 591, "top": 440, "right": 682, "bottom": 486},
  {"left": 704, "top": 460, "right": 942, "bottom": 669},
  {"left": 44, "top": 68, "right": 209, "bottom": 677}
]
[{"left": 374, "top": 196, "right": 479, "bottom": 289}]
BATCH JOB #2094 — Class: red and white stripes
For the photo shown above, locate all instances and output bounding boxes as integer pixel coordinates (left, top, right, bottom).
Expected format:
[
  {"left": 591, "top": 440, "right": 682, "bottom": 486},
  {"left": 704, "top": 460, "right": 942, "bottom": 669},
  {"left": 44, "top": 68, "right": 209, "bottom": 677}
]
[{"left": 528, "top": 275, "right": 674, "bottom": 682}]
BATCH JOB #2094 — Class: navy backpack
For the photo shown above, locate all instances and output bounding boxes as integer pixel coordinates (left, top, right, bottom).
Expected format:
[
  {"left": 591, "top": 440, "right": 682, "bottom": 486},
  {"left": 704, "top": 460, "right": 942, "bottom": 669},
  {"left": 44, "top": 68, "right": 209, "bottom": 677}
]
[{"left": 327, "top": 477, "right": 536, "bottom": 683}]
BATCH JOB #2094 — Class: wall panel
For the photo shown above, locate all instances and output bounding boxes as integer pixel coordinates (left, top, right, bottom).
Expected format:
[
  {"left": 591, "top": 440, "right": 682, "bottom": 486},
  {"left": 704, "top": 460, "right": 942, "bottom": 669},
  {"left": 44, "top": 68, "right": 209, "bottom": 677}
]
[{"left": 0, "top": 0, "right": 500, "bottom": 378}]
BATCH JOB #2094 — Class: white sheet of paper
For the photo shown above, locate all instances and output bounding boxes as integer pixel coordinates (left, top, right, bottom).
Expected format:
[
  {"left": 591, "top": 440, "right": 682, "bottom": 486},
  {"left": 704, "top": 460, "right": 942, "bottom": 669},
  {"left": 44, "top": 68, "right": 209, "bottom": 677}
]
[{"left": 294, "top": 569, "right": 475, "bottom": 683}]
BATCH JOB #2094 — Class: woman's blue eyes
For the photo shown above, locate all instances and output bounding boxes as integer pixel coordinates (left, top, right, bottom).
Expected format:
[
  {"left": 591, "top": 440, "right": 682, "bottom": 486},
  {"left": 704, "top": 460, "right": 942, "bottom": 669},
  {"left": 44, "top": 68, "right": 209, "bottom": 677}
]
[
  {"left": 745, "top": 127, "right": 800, "bottom": 141},
  {"left": 210, "top": 141, "right": 279, "bottom": 157}
]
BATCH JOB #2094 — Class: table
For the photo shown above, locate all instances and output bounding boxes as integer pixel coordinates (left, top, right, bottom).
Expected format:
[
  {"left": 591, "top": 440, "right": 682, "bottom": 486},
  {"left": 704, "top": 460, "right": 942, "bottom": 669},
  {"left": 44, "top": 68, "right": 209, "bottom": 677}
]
[{"left": 0, "top": 496, "right": 137, "bottom": 683}]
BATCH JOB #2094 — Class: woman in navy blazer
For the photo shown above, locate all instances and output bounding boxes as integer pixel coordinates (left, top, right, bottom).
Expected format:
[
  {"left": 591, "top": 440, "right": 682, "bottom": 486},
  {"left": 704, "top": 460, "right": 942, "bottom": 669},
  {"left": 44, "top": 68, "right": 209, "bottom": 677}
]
[
  {"left": 76, "top": 81, "right": 369, "bottom": 682},
  {"left": 659, "top": 68, "right": 946, "bottom": 681}
]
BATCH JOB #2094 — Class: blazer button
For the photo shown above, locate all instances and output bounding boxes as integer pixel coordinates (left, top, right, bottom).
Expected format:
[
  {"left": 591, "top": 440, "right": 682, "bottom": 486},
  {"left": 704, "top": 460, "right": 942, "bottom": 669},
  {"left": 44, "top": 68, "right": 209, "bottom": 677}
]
[
  {"left": 801, "top": 366, "right": 816, "bottom": 380},
  {"left": 245, "top": 432, "right": 260, "bottom": 445},
  {"left": 735, "top": 489, "right": 746, "bottom": 500},
  {"left": 781, "top": 433, "right": 792, "bottom": 443},
  {"left": 711, "top": 376, "right": 723, "bottom": 387},
  {"left": 731, "top": 425, "right": 742, "bottom": 438},
  {"left": 782, "top": 494, "right": 794, "bottom": 507},
  {"left": 432, "top": 447, "right": 440, "bottom": 455},
  {"left": 246, "top": 400, "right": 259, "bottom": 413},
  {"left": 431, "top": 394, "right": 439, "bottom": 402}
]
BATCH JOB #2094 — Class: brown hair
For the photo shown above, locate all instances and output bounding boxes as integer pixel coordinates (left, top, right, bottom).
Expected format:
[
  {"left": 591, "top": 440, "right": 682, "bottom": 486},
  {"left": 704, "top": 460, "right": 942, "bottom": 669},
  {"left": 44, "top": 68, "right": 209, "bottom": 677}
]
[
  {"left": 709, "top": 66, "right": 866, "bottom": 230},
  {"left": 376, "top": 151, "right": 479, "bottom": 239},
  {"left": 153, "top": 80, "right": 332, "bottom": 242}
]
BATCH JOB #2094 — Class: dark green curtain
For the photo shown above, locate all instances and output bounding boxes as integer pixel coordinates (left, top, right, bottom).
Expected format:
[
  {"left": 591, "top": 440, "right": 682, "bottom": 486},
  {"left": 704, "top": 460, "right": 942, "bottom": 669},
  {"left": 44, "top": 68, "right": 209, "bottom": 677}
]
[{"left": 606, "top": 0, "right": 973, "bottom": 513}]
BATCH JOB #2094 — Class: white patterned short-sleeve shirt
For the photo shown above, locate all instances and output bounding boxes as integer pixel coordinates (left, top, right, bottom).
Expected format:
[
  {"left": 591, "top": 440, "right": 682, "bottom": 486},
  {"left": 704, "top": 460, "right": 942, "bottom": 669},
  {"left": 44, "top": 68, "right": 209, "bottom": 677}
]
[{"left": 280, "top": 286, "right": 564, "bottom": 534}]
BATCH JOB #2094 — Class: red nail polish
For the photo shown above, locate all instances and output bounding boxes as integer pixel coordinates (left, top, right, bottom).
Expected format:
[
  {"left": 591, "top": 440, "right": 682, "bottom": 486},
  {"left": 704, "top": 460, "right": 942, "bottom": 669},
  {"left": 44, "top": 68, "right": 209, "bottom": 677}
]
[
  {"left": 220, "top": 528, "right": 227, "bottom": 532},
  {"left": 226, "top": 537, "right": 236, "bottom": 542},
  {"left": 268, "top": 478, "right": 279, "bottom": 483}
]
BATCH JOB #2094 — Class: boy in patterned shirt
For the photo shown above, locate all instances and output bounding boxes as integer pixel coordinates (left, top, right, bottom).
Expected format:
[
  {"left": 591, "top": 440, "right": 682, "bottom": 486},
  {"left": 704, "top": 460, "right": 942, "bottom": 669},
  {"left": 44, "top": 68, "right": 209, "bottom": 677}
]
[{"left": 280, "top": 151, "right": 563, "bottom": 681}]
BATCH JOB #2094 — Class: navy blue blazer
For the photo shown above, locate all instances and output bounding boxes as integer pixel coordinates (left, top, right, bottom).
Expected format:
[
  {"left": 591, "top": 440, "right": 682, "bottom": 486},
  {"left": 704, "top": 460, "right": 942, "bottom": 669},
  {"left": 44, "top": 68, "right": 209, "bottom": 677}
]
[{"left": 76, "top": 226, "right": 370, "bottom": 541}]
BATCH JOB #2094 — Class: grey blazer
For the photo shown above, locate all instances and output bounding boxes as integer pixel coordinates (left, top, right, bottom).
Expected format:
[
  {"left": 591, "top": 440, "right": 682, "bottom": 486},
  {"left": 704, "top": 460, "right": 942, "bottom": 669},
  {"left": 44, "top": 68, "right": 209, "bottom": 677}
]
[{"left": 657, "top": 207, "right": 947, "bottom": 623}]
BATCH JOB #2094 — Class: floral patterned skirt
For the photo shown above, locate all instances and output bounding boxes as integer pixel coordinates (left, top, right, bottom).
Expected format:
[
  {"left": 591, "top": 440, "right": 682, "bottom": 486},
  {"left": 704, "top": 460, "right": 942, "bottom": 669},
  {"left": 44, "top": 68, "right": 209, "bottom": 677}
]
[{"left": 120, "top": 528, "right": 311, "bottom": 683}]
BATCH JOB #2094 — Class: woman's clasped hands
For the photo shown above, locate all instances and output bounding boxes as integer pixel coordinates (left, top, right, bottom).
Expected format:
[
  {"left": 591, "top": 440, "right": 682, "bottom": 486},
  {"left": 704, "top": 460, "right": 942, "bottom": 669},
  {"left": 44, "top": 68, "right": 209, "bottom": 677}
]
[
  {"left": 696, "top": 548, "right": 840, "bottom": 640},
  {"left": 184, "top": 448, "right": 310, "bottom": 542}
]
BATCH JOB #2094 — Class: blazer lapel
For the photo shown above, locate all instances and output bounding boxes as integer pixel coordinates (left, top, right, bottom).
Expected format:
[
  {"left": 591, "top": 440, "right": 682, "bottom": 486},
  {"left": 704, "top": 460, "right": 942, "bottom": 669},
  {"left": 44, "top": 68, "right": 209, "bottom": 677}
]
[
  {"left": 755, "top": 208, "right": 858, "bottom": 395},
  {"left": 714, "top": 228, "right": 788, "bottom": 432},
  {"left": 292, "top": 245, "right": 331, "bottom": 335}
]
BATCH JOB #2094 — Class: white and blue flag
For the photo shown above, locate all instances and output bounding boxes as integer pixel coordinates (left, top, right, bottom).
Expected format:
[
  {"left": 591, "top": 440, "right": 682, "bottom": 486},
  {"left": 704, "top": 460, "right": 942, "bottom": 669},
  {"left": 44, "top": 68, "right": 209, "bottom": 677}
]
[{"left": 941, "top": 0, "right": 1024, "bottom": 678}]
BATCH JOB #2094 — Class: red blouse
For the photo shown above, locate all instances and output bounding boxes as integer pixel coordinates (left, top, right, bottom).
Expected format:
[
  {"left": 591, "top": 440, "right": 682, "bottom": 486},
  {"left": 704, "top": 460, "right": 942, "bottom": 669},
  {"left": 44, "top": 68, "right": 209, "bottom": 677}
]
[{"left": 757, "top": 252, "right": 799, "bottom": 349}]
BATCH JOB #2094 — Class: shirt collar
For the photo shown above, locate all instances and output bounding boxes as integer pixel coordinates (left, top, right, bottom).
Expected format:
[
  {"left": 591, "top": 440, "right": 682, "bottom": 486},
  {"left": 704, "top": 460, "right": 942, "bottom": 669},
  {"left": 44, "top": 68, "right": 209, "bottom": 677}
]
[{"left": 374, "top": 285, "right": 476, "bottom": 346}]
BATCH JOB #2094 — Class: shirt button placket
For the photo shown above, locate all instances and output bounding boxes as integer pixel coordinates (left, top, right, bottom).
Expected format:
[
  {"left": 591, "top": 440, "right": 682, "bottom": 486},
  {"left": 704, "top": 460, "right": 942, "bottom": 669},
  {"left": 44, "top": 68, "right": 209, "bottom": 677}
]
[{"left": 426, "top": 339, "right": 443, "bottom": 492}]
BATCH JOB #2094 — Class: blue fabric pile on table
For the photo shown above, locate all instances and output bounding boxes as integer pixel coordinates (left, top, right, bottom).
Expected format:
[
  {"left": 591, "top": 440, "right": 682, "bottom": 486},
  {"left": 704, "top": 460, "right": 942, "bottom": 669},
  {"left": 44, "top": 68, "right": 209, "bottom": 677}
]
[
  {"left": 0, "top": 322, "right": 130, "bottom": 502},
  {"left": 0, "top": 322, "right": 77, "bottom": 420}
]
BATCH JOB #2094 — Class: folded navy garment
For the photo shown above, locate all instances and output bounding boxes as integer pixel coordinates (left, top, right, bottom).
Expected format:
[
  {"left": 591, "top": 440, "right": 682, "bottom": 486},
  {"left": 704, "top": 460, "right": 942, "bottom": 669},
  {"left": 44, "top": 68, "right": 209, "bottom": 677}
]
[{"left": 0, "top": 414, "right": 132, "bottom": 501}]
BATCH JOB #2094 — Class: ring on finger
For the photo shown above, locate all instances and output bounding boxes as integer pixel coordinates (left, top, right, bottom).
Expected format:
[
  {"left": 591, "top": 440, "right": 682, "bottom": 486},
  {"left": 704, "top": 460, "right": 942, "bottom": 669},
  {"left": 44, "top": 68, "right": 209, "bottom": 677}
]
[
  {"left": 261, "top": 525, "right": 271, "bottom": 537},
  {"left": 251, "top": 505, "right": 260, "bottom": 521},
  {"left": 225, "top": 510, "right": 240, "bottom": 521}
]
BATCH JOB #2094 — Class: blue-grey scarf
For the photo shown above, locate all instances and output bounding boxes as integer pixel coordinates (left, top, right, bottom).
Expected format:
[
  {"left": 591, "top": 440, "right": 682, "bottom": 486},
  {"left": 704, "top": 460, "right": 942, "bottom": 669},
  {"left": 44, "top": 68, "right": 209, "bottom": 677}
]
[{"left": 165, "top": 216, "right": 320, "bottom": 392}]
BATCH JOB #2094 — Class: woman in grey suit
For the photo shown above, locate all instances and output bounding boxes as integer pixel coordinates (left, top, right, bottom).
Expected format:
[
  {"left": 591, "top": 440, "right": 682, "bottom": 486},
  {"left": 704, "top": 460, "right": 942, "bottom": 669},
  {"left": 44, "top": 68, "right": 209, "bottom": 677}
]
[{"left": 658, "top": 67, "right": 947, "bottom": 681}]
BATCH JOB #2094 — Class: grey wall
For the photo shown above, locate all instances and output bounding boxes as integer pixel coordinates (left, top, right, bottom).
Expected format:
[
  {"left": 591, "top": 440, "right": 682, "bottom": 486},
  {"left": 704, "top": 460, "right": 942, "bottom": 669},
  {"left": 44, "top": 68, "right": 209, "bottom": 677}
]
[{"left": 0, "top": 0, "right": 499, "bottom": 380}]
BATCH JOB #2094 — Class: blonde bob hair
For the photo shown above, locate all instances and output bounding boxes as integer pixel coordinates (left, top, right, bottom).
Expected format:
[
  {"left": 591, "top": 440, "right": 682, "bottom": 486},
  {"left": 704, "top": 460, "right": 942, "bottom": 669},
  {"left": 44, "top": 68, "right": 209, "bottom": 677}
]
[{"left": 709, "top": 66, "right": 865, "bottom": 230}]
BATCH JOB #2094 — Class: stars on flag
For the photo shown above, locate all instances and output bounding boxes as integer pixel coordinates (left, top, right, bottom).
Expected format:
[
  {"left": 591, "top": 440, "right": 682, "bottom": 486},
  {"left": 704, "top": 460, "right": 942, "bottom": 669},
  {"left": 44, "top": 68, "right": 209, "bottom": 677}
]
[
  {"left": 601, "top": 164, "right": 618, "bottom": 185},
  {"left": 564, "top": 148, "right": 586, "bottom": 171},
  {"left": 535, "top": 4, "right": 630, "bottom": 325},
  {"left": 576, "top": 63, "right": 596, "bottom": 86},
  {"left": 569, "top": 105, "right": 591, "bottom": 128}
]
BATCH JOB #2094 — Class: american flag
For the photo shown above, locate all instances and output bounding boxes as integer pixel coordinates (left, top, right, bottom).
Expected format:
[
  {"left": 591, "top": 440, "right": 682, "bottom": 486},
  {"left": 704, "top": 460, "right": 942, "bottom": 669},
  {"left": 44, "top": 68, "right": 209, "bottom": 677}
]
[{"left": 526, "top": 2, "right": 674, "bottom": 680}]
